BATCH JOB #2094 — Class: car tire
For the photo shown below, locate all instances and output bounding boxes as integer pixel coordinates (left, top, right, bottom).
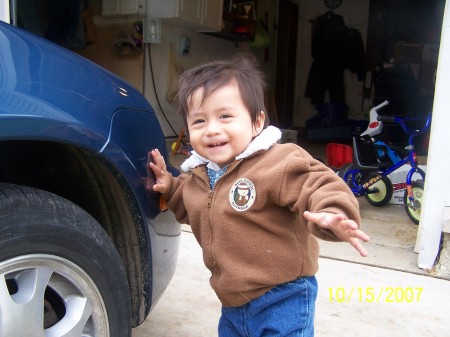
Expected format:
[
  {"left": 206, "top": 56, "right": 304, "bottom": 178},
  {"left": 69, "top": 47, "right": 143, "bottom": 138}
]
[{"left": 0, "top": 183, "right": 131, "bottom": 337}]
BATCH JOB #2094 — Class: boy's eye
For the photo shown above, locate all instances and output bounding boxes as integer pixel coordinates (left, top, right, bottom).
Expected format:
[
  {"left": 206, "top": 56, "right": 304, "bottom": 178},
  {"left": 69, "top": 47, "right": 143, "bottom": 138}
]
[
  {"left": 220, "top": 114, "right": 232, "bottom": 119},
  {"left": 192, "top": 119, "right": 205, "bottom": 125}
]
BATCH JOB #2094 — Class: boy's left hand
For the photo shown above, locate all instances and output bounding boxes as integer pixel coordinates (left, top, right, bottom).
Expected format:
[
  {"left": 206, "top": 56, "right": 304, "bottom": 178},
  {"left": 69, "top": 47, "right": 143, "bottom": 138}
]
[{"left": 303, "top": 211, "right": 370, "bottom": 257}]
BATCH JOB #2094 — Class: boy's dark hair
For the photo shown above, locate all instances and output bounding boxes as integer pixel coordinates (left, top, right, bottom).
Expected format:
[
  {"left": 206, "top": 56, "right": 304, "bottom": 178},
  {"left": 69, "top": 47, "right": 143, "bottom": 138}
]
[{"left": 178, "top": 53, "right": 269, "bottom": 132}]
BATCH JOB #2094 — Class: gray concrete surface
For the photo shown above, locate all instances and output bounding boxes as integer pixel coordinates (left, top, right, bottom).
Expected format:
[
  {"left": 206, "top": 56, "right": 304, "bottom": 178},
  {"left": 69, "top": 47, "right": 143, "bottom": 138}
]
[
  {"left": 132, "top": 144, "right": 450, "bottom": 336},
  {"left": 133, "top": 221, "right": 450, "bottom": 337}
]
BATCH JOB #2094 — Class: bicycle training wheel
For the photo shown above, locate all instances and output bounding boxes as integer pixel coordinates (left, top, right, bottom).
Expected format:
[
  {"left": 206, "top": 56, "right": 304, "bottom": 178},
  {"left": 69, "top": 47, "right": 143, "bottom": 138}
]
[
  {"left": 404, "top": 180, "right": 425, "bottom": 225},
  {"left": 364, "top": 174, "right": 393, "bottom": 207}
]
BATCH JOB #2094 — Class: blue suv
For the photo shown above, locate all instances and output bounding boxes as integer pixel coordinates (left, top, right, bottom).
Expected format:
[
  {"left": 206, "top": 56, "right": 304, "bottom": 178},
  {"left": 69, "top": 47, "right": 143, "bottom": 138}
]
[{"left": 0, "top": 21, "right": 180, "bottom": 336}]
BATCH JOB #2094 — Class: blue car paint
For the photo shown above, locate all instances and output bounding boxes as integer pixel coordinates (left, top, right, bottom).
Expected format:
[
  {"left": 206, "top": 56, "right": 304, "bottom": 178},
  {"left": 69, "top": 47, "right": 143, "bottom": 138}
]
[
  {"left": 0, "top": 20, "right": 173, "bottom": 218},
  {"left": 0, "top": 21, "right": 180, "bottom": 322},
  {"left": 0, "top": 20, "right": 148, "bottom": 147}
]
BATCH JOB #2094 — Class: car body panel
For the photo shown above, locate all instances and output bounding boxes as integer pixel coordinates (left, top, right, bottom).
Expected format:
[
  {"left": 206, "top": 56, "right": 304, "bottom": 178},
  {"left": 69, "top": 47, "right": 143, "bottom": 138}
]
[
  {"left": 0, "top": 20, "right": 148, "bottom": 144},
  {"left": 0, "top": 21, "right": 177, "bottom": 224},
  {"left": 0, "top": 20, "right": 180, "bottom": 326}
]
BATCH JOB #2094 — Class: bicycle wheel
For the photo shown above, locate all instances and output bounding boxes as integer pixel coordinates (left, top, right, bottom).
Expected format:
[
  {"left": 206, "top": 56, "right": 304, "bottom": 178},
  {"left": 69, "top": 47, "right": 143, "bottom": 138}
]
[
  {"left": 364, "top": 174, "right": 393, "bottom": 207},
  {"left": 404, "top": 180, "right": 425, "bottom": 225},
  {"left": 338, "top": 163, "right": 366, "bottom": 189}
]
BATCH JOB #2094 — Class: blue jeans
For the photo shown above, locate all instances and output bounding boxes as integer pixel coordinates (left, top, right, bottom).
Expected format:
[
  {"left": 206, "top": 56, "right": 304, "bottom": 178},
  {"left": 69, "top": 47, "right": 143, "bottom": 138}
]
[{"left": 218, "top": 276, "right": 318, "bottom": 337}]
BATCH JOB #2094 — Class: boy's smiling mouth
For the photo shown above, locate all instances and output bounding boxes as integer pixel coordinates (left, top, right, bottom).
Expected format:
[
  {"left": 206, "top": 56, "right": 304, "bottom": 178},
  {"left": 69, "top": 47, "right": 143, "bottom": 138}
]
[{"left": 208, "top": 142, "right": 227, "bottom": 148}]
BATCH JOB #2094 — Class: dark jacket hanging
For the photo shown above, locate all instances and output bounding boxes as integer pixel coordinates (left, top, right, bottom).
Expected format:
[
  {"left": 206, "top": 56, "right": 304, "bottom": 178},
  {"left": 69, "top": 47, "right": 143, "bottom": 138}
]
[{"left": 305, "top": 11, "right": 365, "bottom": 105}]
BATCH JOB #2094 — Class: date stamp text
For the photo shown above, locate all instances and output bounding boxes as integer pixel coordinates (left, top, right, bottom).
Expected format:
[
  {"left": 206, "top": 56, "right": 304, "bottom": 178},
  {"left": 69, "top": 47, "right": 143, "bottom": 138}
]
[{"left": 328, "top": 286, "right": 423, "bottom": 303}]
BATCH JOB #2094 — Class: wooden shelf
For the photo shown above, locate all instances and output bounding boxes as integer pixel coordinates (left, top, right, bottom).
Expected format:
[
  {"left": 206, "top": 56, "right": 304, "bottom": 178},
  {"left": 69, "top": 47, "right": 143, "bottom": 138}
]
[
  {"left": 203, "top": 11, "right": 255, "bottom": 43},
  {"left": 203, "top": 31, "right": 253, "bottom": 42}
]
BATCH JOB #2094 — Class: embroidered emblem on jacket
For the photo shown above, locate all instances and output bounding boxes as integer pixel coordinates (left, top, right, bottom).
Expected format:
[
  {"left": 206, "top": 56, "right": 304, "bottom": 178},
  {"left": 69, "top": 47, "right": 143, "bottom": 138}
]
[{"left": 229, "top": 178, "right": 256, "bottom": 211}]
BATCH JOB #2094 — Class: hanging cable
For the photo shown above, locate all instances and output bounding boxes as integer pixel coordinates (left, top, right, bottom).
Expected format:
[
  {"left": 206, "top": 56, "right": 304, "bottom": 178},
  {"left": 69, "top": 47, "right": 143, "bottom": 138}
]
[{"left": 146, "top": 43, "right": 178, "bottom": 137}]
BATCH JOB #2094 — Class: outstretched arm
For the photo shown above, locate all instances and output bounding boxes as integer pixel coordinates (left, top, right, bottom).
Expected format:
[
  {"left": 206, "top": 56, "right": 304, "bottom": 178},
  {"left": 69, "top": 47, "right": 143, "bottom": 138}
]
[{"left": 303, "top": 211, "right": 370, "bottom": 257}]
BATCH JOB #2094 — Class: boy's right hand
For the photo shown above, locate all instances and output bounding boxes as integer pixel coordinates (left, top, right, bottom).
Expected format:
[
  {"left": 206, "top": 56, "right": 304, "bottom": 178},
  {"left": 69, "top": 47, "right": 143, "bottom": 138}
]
[
  {"left": 147, "top": 149, "right": 171, "bottom": 194},
  {"left": 303, "top": 211, "right": 369, "bottom": 257}
]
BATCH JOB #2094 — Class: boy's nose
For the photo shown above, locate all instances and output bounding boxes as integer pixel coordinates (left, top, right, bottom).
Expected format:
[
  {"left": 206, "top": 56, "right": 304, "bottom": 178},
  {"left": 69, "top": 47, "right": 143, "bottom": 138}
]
[{"left": 205, "top": 120, "right": 221, "bottom": 135}]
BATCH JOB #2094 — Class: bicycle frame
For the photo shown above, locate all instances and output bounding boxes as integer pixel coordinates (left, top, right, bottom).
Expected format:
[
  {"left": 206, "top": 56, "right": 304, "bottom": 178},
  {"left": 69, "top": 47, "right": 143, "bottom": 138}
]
[{"left": 344, "top": 148, "right": 426, "bottom": 197}]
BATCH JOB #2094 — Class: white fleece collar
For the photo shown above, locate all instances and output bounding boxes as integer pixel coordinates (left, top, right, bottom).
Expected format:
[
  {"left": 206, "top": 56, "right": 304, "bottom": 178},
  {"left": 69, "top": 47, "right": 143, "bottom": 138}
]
[{"left": 180, "top": 126, "right": 282, "bottom": 172}]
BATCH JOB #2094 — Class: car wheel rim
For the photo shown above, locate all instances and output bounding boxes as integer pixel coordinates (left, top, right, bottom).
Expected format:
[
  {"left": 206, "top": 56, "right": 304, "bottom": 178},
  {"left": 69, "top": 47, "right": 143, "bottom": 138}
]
[{"left": 0, "top": 254, "right": 109, "bottom": 337}]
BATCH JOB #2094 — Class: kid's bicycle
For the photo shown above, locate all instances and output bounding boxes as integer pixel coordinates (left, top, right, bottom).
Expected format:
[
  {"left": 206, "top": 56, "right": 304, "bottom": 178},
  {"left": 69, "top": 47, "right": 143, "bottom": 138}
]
[{"left": 338, "top": 101, "right": 431, "bottom": 224}]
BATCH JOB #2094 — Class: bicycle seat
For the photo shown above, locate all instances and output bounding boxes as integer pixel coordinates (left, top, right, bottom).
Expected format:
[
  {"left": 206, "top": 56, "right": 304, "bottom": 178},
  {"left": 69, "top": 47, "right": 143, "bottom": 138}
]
[{"left": 352, "top": 137, "right": 392, "bottom": 170}]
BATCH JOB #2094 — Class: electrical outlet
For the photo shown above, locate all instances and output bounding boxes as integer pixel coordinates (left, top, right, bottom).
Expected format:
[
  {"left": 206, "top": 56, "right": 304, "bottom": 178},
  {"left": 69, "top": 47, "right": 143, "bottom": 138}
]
[{"left": 143, "top": 18, "right": 161, "bottom": 44}]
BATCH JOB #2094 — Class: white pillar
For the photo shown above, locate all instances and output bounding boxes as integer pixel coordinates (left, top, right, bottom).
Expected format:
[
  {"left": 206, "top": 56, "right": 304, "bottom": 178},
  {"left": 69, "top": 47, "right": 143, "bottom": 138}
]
[
  {"left": 0, "top": 0, "right": 10, "bottom": 23},
  {"left": 417, "top": 1, "right": 450, "bottom": 269}
]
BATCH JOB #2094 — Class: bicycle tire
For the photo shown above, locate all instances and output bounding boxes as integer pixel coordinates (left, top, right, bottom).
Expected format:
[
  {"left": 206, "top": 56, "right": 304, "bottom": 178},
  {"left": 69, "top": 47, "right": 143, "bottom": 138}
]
[
  {"left": 364, "top": 174, "right": 393, "bottom": 207},
  {"left": 337, "top": 163, "right": 366, "bottom": 189},
  {"left": 404, "top": 180, "right": 425, "bottom": 225}
]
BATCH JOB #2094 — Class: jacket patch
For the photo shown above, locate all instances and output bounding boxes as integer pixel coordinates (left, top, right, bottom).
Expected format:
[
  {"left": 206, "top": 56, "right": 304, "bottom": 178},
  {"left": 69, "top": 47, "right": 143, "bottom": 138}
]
[{"left": 229, "top": 178, "right": 256, "bottom": 212}]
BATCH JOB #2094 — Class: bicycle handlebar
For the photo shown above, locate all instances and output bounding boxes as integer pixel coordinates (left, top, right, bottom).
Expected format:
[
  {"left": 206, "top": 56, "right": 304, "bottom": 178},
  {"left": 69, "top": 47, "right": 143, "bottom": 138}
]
[
  {"left": 377, "top": 114, "right": 431, "bottom": 135},
  {"left": 373, "top": 100, "right": 389, "bottom": 111},
  {"left": 377, "top": 115, "right": 396, "bottom": 123}
]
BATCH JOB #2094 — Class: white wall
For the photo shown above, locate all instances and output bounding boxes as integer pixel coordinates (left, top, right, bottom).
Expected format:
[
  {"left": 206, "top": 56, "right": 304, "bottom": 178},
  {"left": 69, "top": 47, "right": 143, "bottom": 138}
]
[
  {"left": 0, "top": 0, "right": 10, "bottom": 23},
  {"left": 417, "top": 0, "right": 450, "bottom": 270},
  {"left": 143, "top": 1, "right": 279, "bottom": 138},
  {"left": 144, "top": 23, "right": 248, "bottom": 137},
  {"left": 295, "top": 0, "right": 370, "bottom": 127}
]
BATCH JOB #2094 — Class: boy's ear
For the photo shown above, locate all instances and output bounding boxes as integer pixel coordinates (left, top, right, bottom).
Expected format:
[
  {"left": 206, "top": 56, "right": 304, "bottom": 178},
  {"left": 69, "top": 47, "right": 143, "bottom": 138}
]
[{"left": 252, "top": 111, "right": 266, "bottom": 136}]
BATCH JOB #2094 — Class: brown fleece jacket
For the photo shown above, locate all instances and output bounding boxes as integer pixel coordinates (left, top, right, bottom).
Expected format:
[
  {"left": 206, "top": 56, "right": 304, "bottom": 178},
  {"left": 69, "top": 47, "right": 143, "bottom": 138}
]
[{"left": 165, "top": 142, "right": 360, "bottom": 307}]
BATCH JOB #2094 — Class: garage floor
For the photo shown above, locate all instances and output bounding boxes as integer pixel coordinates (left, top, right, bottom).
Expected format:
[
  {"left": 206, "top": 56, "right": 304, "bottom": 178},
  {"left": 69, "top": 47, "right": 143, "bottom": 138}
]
[{"left": 132, "top": 141, "right": 450, "bottom": 337}]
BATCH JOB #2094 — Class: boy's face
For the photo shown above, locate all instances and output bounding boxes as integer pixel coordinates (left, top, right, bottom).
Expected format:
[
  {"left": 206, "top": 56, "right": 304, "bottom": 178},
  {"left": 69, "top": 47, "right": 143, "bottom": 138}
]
[{"left": 186, "top": 81, "right": 265, "bottom": 168}]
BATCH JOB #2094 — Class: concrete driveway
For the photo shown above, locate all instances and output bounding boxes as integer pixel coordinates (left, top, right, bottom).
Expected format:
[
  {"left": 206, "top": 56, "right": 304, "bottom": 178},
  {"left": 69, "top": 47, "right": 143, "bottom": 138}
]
[{"left": 133, "top": 200, "right": 450, "bottom": 336}]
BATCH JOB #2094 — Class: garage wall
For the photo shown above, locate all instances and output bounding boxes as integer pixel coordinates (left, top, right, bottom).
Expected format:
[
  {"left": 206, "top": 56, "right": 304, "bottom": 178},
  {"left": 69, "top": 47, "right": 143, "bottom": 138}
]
[
  {"left": 72, "top": 0, "right": 264, "bottom": 138},
  {"left": 143, "top": 23, "right": 252, "bottom": 138},
  {"left": 144, "top": 0, "right": 369, "bottom": 136},
  {"left": 80, "top": 0, "right": 369, "bottom": 135},
  {"left": 143, "top": 0, "right": 280, "bottom": 138}
]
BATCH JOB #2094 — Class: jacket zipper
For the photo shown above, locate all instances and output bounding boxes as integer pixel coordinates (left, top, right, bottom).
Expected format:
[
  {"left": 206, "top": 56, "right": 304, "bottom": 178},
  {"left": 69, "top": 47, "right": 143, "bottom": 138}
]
[
  {"left": 206, "top": 161, "right": 241, "bottom": 271},
  {"left": 207, "top": 189, "right": 216, "bottom": 268}
]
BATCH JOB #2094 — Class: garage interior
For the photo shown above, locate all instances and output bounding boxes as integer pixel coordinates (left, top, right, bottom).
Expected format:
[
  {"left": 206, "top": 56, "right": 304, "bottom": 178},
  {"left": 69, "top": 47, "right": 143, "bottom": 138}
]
[{"left": 14, "top": 0, "right": 444, "bottom": 150}]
